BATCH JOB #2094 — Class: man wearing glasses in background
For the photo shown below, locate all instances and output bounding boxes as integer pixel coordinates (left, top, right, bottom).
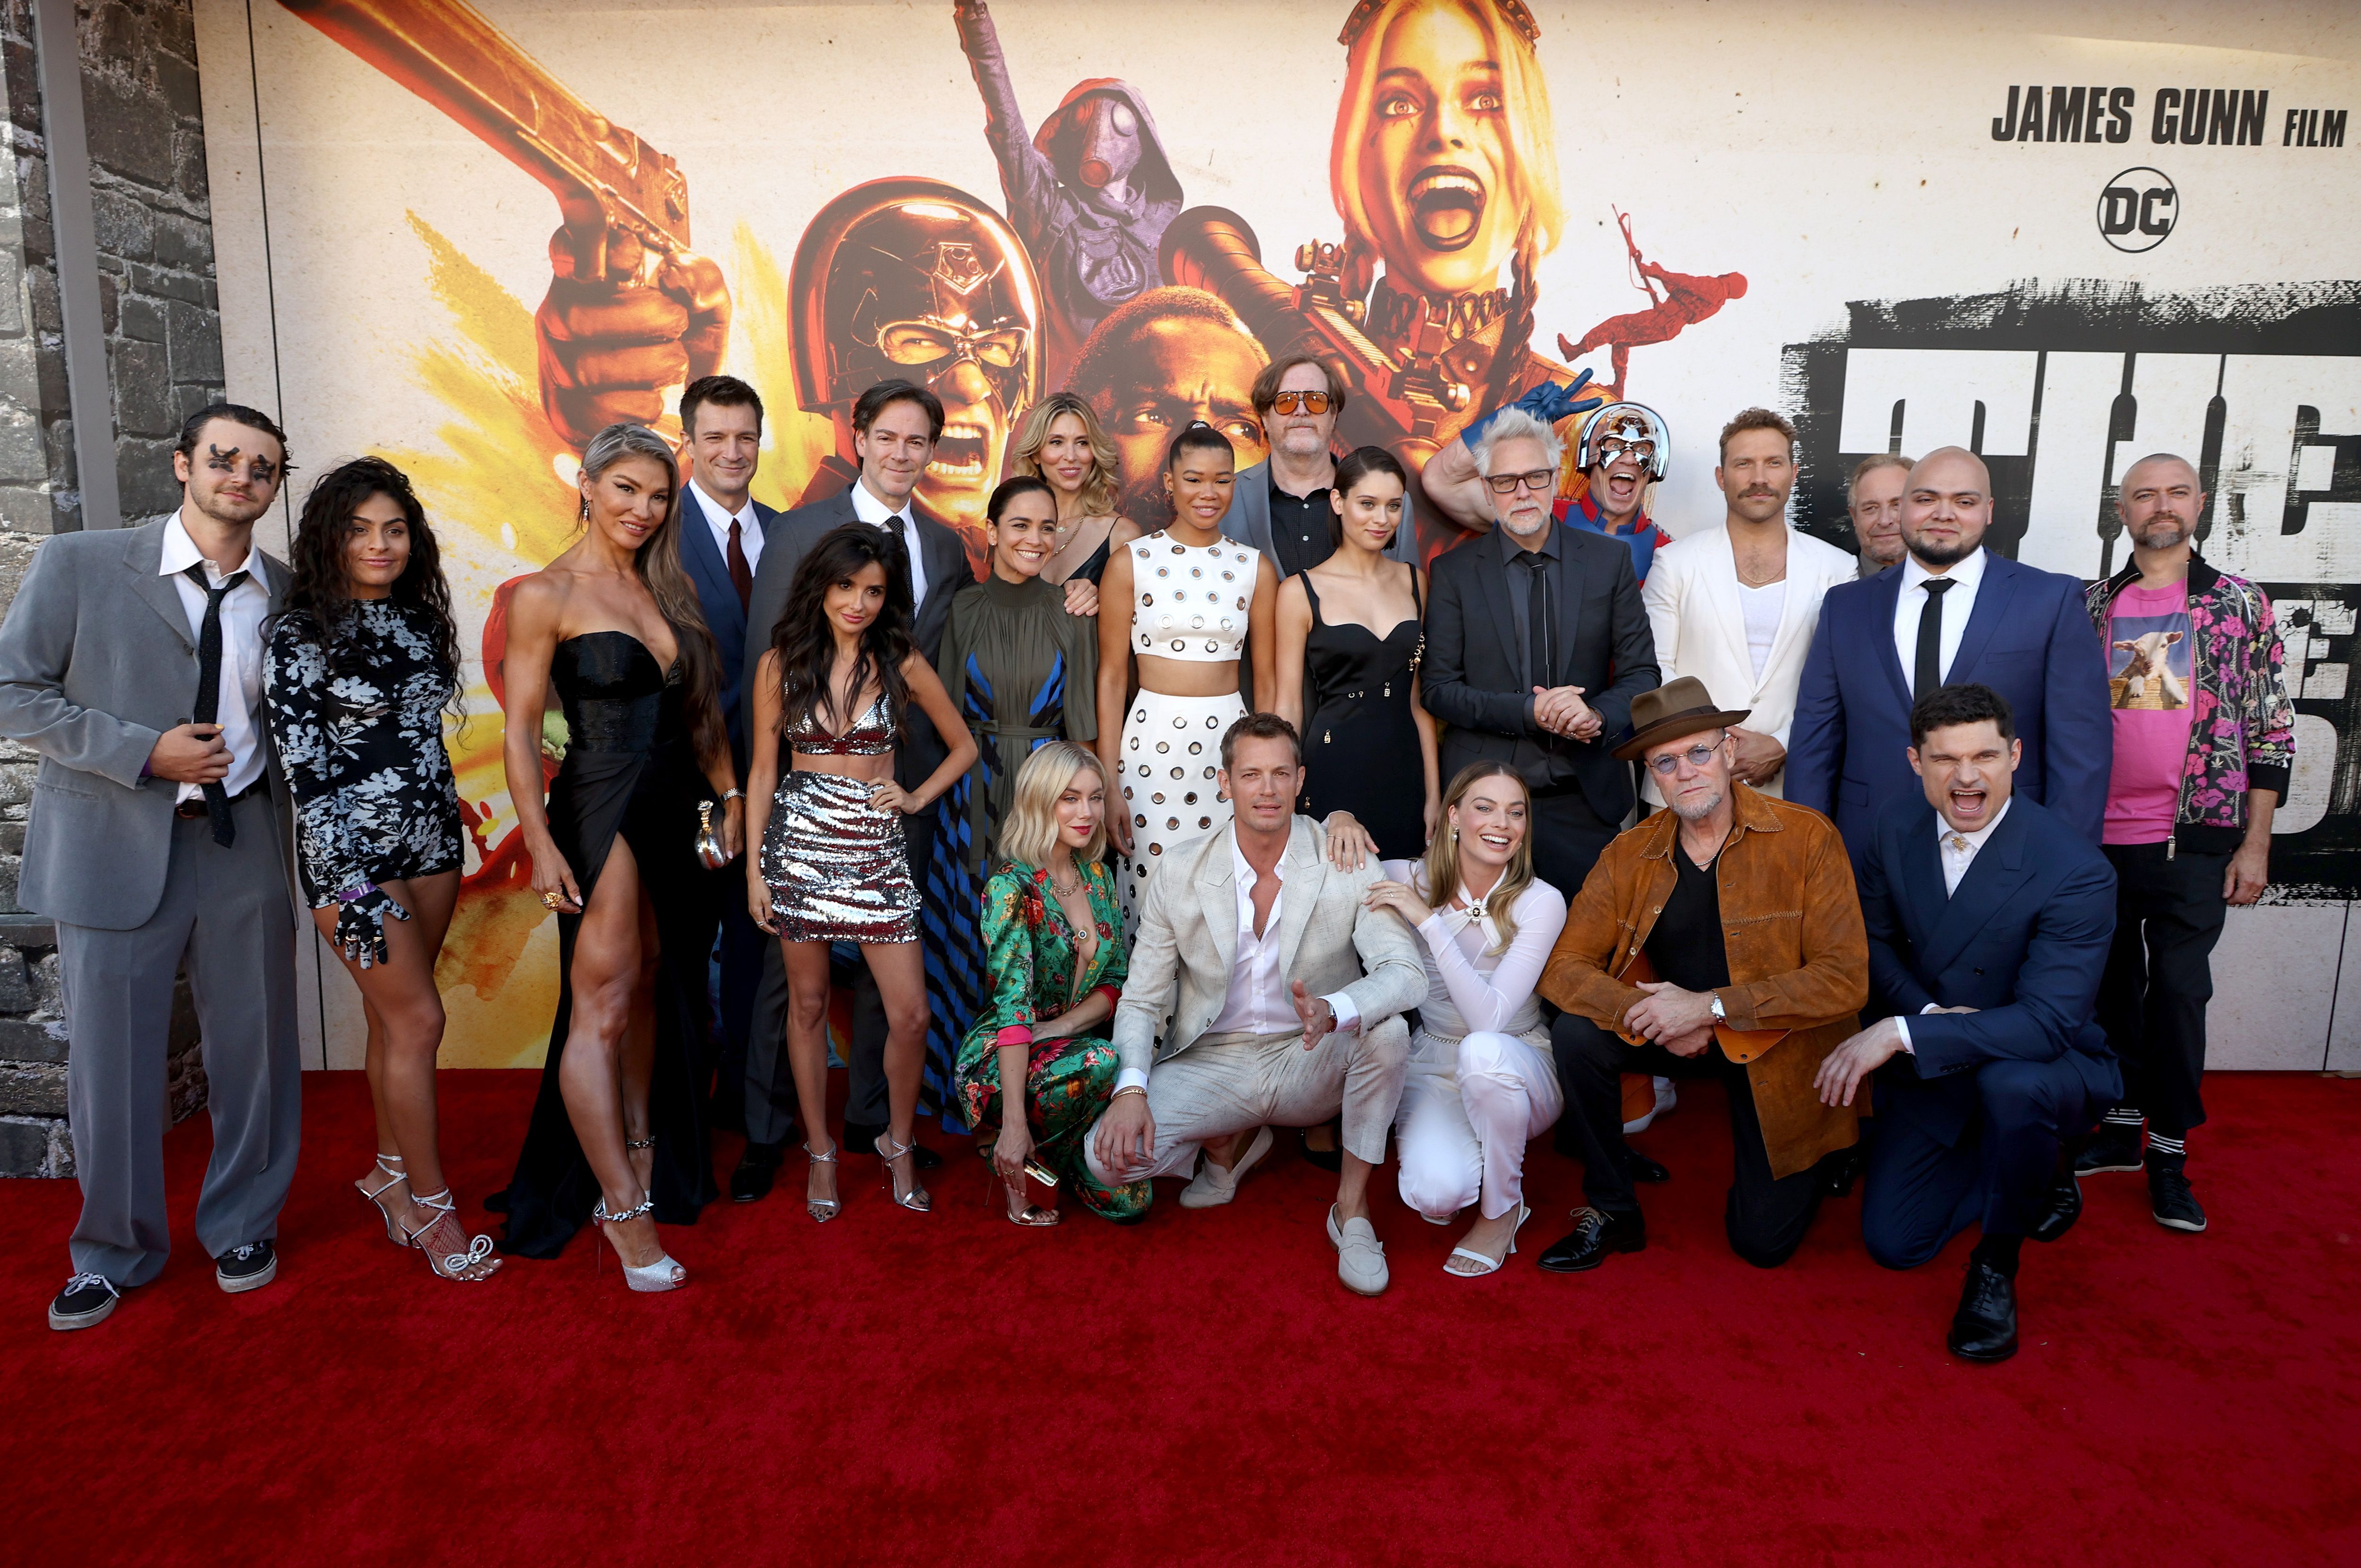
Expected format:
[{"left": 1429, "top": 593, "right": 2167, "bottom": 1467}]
[
  {"left": 1220, "top": 352, "right": 1416, "bottom": 573},
  {"left": 1422, "top": 405, "right": 1658, "bottom": 896}
]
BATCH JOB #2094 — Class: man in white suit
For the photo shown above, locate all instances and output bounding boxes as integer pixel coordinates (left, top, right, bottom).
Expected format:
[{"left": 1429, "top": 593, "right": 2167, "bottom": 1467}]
[
  {"left": 1641, "top": 408, "right": 1855, "bottom": 800},
  {"left": 1087, "top": 713, "right": 1425, "bottom": 1294}
]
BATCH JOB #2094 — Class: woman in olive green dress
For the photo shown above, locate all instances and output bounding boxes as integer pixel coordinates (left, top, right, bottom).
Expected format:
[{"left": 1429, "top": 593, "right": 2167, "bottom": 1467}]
[
  {"left": 954, "top": 741, "right": 1148, "bottom": 1225},
  {"left": 923, "top": 478, "right": 1100, "bottom": 1117}
]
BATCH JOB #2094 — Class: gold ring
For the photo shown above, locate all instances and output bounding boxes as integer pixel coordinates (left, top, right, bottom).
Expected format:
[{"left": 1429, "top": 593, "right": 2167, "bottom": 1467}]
[{"left": 540, "top": 892, "right": 563, "bottom": 910}]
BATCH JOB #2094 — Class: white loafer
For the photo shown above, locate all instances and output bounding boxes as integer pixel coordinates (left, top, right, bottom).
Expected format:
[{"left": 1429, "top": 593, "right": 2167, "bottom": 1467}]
[
  {"left": 1327, "top": 1204, "right": 1390, "bottom": 1296},
  {"left": 1178, "top": 1125, "right": 1274, "bottom": 1209}
]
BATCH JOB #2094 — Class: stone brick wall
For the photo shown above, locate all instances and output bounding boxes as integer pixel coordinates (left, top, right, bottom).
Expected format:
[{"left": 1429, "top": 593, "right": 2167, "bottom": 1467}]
[{"left": 0, "top": 0, "right": 218, "bottom": 1176}]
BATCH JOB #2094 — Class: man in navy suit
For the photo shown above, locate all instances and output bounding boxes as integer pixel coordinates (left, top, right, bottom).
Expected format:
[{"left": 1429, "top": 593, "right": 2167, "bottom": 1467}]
[
  {"left": 674, "top": 377, "right": 783, "bottom": 1190},
  {"left": 1816, "top": 684, "right": 2120, "bottom": 1362},
  {"left": 1787, "top": 447, "right": 2111, "bottom": 855}
]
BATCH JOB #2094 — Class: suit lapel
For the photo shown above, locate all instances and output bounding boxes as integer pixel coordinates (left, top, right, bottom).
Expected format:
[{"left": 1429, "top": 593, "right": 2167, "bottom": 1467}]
[
  {"left": 1869, "top": 568, "right": 1912, "bottom": 711},
  {"left": 1757, "top": 532, "right": 1820, "bottom": 693},
  {"left": 123, "top": 521, "right": 196, "bottom": 653},
  {"left": 1552, "top": 528, "right": 1584, "bottom": 682},
  {"left": 1198, "top": 829, "right": 1239, "bottom": 984},
  {"left": 1701, "top": 529, "right": 1753, "bottom": 695},
  {"left": 1948, "top": 553, "right": 2019, "bottom": 686},
  {"left": 678, "top": 492, "right": 746, "bottom": 644},
  {"left": 1474, "top": 529, "right": 1520, "bottom": 677},
  {"left": 1276, "top": 818, "right": 1324, "bottom": 978},
  {"left": 1918, "top": 804, "right": 2034, "bottom": 975}
]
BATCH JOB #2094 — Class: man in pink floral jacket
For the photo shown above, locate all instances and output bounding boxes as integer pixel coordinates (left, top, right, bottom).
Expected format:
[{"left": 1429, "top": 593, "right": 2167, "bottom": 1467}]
[{"left": 2077, "top": 453, "right": 2294, "bottom": 1236}]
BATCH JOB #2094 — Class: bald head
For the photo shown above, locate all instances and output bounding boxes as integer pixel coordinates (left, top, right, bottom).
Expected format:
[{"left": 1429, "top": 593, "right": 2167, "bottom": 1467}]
[
  {"left": 2119, "top": 451, "right": 2206, "bottom": 553},
  {"left": 1902, "top": 445, "right": 1992, "bottom": 570}
]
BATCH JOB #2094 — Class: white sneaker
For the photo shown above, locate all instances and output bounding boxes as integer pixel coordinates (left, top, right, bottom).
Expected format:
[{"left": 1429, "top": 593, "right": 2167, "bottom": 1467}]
[
  {"left": 1622, "top": 1076, "right": 1678, "bottom": 1136},
  {"left": 1178, "top": 1125, "right": 1274, "bottom": 1209},
  {"left": 1327, "top": 1205, "right": 1389, "bottom": 1296}
]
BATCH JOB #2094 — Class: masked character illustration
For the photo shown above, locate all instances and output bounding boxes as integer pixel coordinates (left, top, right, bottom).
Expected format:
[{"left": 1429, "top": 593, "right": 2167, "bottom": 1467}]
[
  {"left": 1066, "top": 286, "right": 1269, "bottom": 530},
  {"left": 790, "top": 177, "right": 1045, "bottom": 548},
  {"left": 952, "top": 0, "right": 1183, "bottom": 379}
]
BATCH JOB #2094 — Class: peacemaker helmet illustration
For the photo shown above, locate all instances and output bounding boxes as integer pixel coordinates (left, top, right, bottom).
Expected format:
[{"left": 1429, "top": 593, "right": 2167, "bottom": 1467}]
[{"left": 1575, "top": 401, "right": 1672, "bottom": 482}]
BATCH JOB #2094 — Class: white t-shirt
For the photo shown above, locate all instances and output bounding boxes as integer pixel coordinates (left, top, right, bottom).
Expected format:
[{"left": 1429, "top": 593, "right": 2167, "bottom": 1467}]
[{"left": 1738, "top": 580, "right": 1787, "bottom": 683}]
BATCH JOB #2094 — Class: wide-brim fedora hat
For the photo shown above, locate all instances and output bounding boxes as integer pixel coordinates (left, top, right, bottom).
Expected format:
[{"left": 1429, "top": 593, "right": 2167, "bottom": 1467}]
[{"left": 1612, "top": 677, "right": 1752, "bottom": 761}]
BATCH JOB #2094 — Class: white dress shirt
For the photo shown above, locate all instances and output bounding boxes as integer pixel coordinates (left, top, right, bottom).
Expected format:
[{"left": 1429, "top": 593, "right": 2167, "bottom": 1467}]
[
  {"left": 847, "top": 476, "right": 928, "bottom": 610},
  {"left": 1894, "top": 797, "right": 2011, "bottom": 1052},
  {"left": 1891, "top": 545, "right": 1989, "bottom": 694},
  {"left": 158, "top": 510, "right": 268, "bottom": 803},
  {"left": 686, "top": 477, "right": 763, "bottom": 576}
]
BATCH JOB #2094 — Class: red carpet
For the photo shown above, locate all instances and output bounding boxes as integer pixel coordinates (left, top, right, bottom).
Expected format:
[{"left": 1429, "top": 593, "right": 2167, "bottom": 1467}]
[{"left": 4, "top": 1071, "right": 2354, "bottom": 1566}]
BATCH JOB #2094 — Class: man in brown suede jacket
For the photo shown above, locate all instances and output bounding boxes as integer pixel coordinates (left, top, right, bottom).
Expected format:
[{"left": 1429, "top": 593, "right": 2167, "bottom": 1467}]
[{"left": 1535, "top": 678, "right": 1868, "bottom": 1274}]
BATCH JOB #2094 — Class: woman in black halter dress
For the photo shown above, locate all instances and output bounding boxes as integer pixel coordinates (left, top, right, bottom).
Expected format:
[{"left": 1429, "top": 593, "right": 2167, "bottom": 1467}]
[{"left": 496, "top": 424, "right": 741, "bottom": 1288}]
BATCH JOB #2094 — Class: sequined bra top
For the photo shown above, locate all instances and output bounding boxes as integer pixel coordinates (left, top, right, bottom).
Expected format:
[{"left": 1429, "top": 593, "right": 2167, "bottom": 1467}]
[
  {"left": 1130, "top": 534, "right": 1256, "bottom": 661},
  {"left": 787, "top": 690, "right": 897, "bottom": 757}
]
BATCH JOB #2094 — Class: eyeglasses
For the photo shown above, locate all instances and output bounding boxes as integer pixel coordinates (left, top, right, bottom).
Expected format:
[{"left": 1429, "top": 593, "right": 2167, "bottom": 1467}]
[
  {"left": 1645, "top": 739, "right": 1726, "bottom": 777},
  {"left": 1483, "top": 469, "right": 1558, "bottom": 496},
  {"left": 1269, "top": 390, "right": 1332, "bottom": 415}
]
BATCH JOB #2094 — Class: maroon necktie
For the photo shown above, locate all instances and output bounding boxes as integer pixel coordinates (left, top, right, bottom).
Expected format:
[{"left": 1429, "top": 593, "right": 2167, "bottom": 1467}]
[{"left": 727, "top": 518, "right": 752, "bottom": 612}]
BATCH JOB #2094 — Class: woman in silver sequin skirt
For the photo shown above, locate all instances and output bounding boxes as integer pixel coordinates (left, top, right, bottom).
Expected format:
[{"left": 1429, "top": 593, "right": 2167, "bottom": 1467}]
[{"left": 745, "top": 525, "right": 977, "bottom": 1222}]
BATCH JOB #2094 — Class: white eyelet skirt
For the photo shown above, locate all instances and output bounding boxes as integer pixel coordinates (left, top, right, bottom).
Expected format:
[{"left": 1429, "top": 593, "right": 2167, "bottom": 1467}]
[{"left": 1118, "top": 687, "right": 1244, "bottom": 930}]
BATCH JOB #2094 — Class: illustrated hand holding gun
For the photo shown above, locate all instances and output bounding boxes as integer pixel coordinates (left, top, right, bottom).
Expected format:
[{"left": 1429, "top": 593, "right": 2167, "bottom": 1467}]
[{"left": 281, "top": 0, "right": 729, "bottom": 449}]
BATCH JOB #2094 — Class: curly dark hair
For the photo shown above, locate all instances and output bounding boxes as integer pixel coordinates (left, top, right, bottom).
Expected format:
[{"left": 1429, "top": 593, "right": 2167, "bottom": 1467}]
[
  {"left": 768, "top": 524, "right": 913, "bottom": 738},
  {"left": 279, "top": 457, "right": 461, "bottom": 710}
]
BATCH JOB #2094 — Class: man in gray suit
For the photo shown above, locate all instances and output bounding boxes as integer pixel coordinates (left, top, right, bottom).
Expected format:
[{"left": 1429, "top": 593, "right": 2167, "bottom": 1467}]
[
  {"left": 0, "top": 404, "right": 303, "bottom": 1330},
  {"left": 1220, "top": 353, "right": 1417, "bottom": 575},
  {"left": 1087, "top": 713, "right": 1424, "bottom": 1295}
]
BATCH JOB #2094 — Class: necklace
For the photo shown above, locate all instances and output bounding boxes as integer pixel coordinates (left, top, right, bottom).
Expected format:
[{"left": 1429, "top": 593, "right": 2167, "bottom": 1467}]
[{"left": 1049, "top": 867, "right": 1083, "bottom": 897}]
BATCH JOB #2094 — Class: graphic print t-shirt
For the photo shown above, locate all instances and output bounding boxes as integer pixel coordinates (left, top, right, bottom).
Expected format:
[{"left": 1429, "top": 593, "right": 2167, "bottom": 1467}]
[{"left": 2104, "top": 581, "right": 2195, "bottom": 845}]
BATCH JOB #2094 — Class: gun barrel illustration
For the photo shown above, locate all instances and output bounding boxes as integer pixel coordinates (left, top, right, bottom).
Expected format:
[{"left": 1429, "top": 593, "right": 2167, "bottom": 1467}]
[
  {"left": 1161, "top": 206, "right": 1467, "bottom": 443},
  {"left": 280, "top": 0, "right": 689, "bottom": 252}
]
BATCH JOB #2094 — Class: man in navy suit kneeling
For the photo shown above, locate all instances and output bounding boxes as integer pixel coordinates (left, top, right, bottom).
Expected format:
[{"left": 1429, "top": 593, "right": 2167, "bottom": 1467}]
[{"left": 1815, "top": 684, "right": 2120, "bottom": 1362}]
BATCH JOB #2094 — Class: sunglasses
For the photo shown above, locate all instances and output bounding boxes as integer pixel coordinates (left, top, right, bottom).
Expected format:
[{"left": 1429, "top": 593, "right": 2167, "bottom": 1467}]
[
  {"left": 1645, "top": 738, "right": 1728, "bottom": 777},
  {"left": 1483, "top": 468, "right": 1558, "bottom": 495},
  {"left": 1269, "top": 390, "right": 1333, "bottom": 415}
]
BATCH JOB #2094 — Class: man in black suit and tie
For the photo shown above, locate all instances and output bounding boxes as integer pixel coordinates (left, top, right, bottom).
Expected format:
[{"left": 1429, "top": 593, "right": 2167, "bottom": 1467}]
[
  {"left": 739, "top": 379, "right": 977, "bottom": 1179},
  {"left": 671, "top": 377, "right": 785, "bottom": 1189},
  {"left": 1816, "top": 684, "right": 2119, "bottom": 1362},
  {"left": 1421, "top": 405, "right": 1659, "bottom": 897}
]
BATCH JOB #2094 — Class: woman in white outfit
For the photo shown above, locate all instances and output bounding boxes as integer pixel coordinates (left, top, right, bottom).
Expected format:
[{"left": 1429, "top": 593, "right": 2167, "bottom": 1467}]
[
  {"left": 1366, "top": 761, "right": 1566, "bottom": 1276},
  {"left": 1096, "top": 421, "right": 1276, "bottom": 928}
]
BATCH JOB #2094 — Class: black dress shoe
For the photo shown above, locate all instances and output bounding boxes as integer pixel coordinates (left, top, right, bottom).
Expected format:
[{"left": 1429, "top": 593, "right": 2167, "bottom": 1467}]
[
  {"left": 2029, "top": 1171, "right": 2082, "bottom": 1243},
  {"left": 214, "top": 1240, "right": 278, "bottom": 1295},
  {"left": 48, "top": 1271, "right": 121, "bottom": 1331},
  {"left": 842, "top": 1120, "right": 944, "bottom": 1170},
  {"left": 2147, "top": 1157, "right": 2208, "bottom": 1233},
  {"left": 731, "top": 1140, "right": 786, "bottom": 1203},
  {"left": 2074, "top": 1123, "right": 2144, "bottom": 1175},
  {"left": 1297, "top": 1121, "right": 1344, "bottom": 1173},
  {"left": 1819, "top": 1144, "right": 1865, "bottom": 1198},
  {"left": 1947, "top": 1261, "right": 2018, "bottom": 1362},
  {"left": 1624, "top": 1151, "right": 1671, "bottom": 1184},
  {"left": 1536, "top": 1207, "right": 1646, "bottom": 1273}
]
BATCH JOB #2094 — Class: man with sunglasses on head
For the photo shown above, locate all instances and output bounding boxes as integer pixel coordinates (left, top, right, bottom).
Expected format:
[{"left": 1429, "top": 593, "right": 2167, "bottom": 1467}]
[
  {"left": 1422, "top": 406, "right": 1658, "bottom": 898},
  {"left": 1220, "top": 353, "right": 1415, "bottom": 574}
]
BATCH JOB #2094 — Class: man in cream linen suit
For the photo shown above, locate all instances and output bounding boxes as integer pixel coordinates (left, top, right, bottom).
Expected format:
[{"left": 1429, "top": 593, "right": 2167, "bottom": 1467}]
[
  {"left": 1087, "top": 713, "right": 1425, "bottom": 1294},
  {"left": 1642, "top": 408, "right": 1855, "bottom": 801}
]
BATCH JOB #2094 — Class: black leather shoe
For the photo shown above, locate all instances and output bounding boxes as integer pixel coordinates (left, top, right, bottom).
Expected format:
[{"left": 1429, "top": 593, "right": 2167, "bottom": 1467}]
[
  {"left": 2147, "top": 1157, "right": 2208, "bottom": 1233},
  {"left": 731, "top": 1140, "right": 786, "bottom": 1203},
  {"left": 1819, "top": 1144, "right": 1865, "bottom": 1198},
  {"left": 214, "top": 1240, "right": 277, "bottom": 1295},
  {"left": 842, "top": 1120, "right": 943, "bottom": 1170},
  {"left": 2029, "top": 1171, "right": 2082, "bottom": 1243},
  {"left": 48, "top": 1271, "right": 120, "bottom": 1331},
  {"left": 2075, "top": 1123, "right": 2144, "bottom": 1175},
  {"left": 1947, "top": 1261, "right": 2018, "bottom": 1361},
  {"left": 1625, "top": 1151, "right": 1671, "bottom": 1184},
  {"left": 1297, "top": 1121, "right": 1344, "bottom": 1173},
  {"left": 1536, "top": 1207, "right": 1646, "bottom": 1273}
]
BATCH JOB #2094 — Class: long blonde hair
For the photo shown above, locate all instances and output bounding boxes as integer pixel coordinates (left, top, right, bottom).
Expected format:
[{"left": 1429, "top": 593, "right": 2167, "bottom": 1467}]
[
  {"left": 999, "top": 741, "right": 1110, "bottom": 873},
  {"left": 1420, "top": 761, "right": 1537, "bottom": 954},
  {"left": 1009, "top": 392, "right": 1119, "bottom": 522},
  {"left": 579, "top": 422, "right": 727, "bottom": 768}
]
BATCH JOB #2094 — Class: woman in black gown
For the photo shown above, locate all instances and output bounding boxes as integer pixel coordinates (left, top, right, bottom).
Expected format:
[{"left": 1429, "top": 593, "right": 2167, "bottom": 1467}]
[
  {"left": 1273, "top": 446, "right": 1440, "bottom": 860},
  {"left": 497, "top": 423, "right": 742, "bottom": 1288}
]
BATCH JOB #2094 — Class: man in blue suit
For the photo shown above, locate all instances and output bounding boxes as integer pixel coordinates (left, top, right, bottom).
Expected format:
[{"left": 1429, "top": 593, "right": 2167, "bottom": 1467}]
[
  {"left": 1816, "top": 684, "right": 2120, "bottom": 1362},
  {"left": 1787, "top": 447, "right": 2111, "bottom": 855},
  {"left": 673, "top": 376, "right": 784, "bottom": 1192}
]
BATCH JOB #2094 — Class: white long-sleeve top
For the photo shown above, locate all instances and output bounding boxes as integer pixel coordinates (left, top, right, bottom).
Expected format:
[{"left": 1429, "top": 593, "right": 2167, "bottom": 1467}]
[{"left": 1379, "top": 859, "right": 1566, "bottom": 1041}]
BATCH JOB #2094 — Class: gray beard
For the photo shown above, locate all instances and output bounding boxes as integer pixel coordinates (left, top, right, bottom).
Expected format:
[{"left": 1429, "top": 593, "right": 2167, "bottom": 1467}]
[{"left": 1672, "top": 789, "right": 1726, "bottom": 822}]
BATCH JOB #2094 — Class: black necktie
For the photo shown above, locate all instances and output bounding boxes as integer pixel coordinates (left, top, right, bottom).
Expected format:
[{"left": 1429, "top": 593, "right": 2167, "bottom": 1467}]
[
  {"left": 1520, "top": 554, "right": 1553, "bottom": 693},
  {"left": 184, "top": 561, "right": 249, "bottom": 847},
  {"left": 881, "top": 514, "right": 914, "bottom": 604},
  {"left": 726, "top": 518, "right": 752, "bottom": 612},
  {"left": 1913, "top": 577, "right": 1956, "bottom": 700}
]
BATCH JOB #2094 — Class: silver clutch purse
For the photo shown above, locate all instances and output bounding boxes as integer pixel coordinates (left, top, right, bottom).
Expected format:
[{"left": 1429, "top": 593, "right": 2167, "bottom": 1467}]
[{"left": 694, "top": 799, "right": 729, "bottom": 871}]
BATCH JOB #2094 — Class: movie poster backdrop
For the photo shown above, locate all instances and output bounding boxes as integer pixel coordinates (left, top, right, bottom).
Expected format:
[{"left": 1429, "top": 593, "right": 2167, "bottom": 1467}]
[{"left": 190, "top": 0, "right": 2360, "bottom": 1070}]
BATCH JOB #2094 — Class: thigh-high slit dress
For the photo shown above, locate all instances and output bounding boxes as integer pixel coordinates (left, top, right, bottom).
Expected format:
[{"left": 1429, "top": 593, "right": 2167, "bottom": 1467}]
[{"left": 496, "top": 631, "right": 721, "bottom": 1259}]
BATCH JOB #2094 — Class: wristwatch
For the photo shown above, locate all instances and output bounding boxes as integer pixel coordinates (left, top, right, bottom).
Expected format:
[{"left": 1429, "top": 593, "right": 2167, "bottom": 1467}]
[{"left": 1708, "top": 992, "right": 1727, "bottom": 1025}]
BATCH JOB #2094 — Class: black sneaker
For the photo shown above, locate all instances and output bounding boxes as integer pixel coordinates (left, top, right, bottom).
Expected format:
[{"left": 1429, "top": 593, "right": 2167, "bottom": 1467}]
[
  {"left": 2075, "top": 1123, "right": 2145, "bottom": 1175},
  {"left": 47, "top": 1271, "right": 121, "bottom": 1331},
  {"left": 215, "top": 1239, "right": 279, "bottom": 1293},
  {"left": 2147, "top": 1158, "right": 2208, "bottom": 1233}
]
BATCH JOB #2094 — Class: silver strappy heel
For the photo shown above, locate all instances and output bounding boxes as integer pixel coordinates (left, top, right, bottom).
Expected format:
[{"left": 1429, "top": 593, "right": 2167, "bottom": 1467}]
[
  {"left": 591, "top": 1192, "right": 686, "bottom": 1292},
  {"left": 803, "top": 1141, "right": 841, "bottom": 1223},
  {"left": 875, "top": 1131, "right": 933, "bottom": 1213},
  {"left": 402, "top": 1187, "right": 501, "bottom": 1282},
  {"left": 355, "top": 1153, "right": 408, "bottom": 1246}
]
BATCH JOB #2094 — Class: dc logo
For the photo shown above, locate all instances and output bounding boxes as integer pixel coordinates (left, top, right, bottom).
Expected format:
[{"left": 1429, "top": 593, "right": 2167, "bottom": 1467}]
[{"left": 2097, "top": 168, "right": 2177, "bottom": 254}]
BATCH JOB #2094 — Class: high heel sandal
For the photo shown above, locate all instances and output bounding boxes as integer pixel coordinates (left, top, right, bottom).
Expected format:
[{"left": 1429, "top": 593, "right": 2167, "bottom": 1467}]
[
  {"left": 1444, "top": 1203, "right": 1531, "bottom": 1278},
  {"left": 401, "top": 1188, "right": 501, "bottom": 1282},
  {"left": 590, "top": 1192, "right": 686, "bottom": 1292},
  {"left": 802, "top": 1142, "right": 841, "bottom": 1223},
  {"left": 994, "top": 1171, "right": 1061, "bottom": 1228},
  {"left": 355, "top": 1154, "right": 409, "bottom": 1245},
  {"left": 875, "top": 1130, "right": 933, "bottom": 1213}
]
